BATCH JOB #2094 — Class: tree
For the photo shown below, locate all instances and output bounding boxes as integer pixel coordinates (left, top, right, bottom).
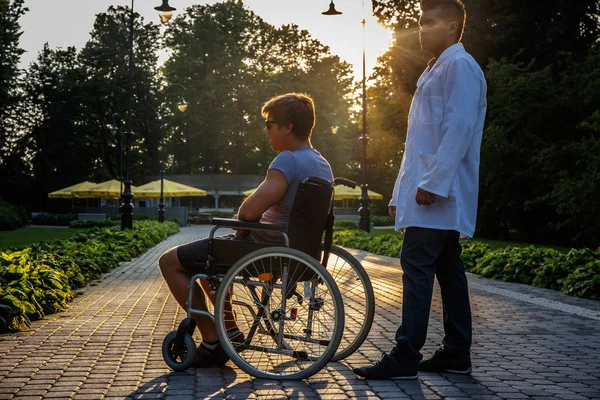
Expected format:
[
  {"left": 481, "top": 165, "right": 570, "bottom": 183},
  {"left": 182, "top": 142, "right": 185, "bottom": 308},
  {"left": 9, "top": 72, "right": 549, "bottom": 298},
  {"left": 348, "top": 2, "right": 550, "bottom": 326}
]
[
  {"left": 77, "top": 6, "right": 162, "bottom": 183},
  {"left": 0, "top": 0, "right": 28, "bottom": 201},
  {"left": 162, "top": 0, "right": 355, "bottom": 177}
]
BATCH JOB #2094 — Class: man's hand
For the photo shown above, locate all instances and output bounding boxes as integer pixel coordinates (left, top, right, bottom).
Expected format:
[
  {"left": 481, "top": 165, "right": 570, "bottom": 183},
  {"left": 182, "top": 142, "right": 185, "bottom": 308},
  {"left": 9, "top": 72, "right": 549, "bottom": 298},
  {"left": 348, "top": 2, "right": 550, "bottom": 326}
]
[
  {"left": 236, "top": 229, "right": 250, "bottom": 238},
  {"left": 416, "top": 188, "right": 436, "bottom": 206},
  {"left": 389, "top": 206, "right": 396, "bottom": 218}
]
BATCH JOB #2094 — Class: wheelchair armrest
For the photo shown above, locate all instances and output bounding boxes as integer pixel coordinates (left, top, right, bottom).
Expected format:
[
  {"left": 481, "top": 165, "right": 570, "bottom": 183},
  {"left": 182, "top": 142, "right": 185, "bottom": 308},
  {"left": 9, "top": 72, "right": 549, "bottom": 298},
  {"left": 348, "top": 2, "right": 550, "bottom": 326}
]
[{"left": 211, "top": 218, "right": 287, "bottom": 233}]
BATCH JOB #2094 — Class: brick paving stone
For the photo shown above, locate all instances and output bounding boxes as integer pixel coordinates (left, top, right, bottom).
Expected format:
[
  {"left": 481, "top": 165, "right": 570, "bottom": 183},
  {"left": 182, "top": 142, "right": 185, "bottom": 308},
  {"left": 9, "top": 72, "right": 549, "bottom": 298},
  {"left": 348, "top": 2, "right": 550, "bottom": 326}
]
[{"left": 1, "top": 226, "right": 600, "bottom": 399}]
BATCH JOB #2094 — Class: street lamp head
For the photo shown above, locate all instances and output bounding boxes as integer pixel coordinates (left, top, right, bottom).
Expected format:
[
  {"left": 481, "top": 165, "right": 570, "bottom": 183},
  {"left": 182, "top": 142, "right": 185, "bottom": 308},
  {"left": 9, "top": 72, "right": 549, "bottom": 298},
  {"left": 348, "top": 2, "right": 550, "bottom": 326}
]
[
  {"left": 177, "top": 98, "right": 188, "bottom": 113},
  {"left": 322, "top": 1, "right": 342, "bottom": 16},
  {"left": 331, "top": 125, "right": 339, "bottom": 135},
  {"left": 154, "top": 0, "right": 176, "bottom": 23}
]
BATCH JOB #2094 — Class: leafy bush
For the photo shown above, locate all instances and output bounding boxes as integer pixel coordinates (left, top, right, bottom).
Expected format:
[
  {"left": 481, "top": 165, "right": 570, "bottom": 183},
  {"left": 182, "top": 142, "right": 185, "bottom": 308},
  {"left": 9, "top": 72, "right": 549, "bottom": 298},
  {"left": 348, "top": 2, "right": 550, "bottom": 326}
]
[
  {"left": 0, "top": 221, "right": 179, "bottom": 331},
  {"left": 371, "top": 215, "right": 395, "bottom": 226},
  {"left": 0, "top": 201, "right": 25, "bottom": 231},
  {"left": 334, "top": 220, "right": 359, "bottom": 230},
  {"left": 32, "top": 213, "right": 77, "bottom": 226},
  {"left": 460, "top": 241, "right": 491, "bottom": 272},
  {"left": 333, "top": 230, "right": 600, "bottom": 300},
  {"left": 561, "top": 259, "right": 600, "bottom": 299},
  {"left": 70, "top": 220, "right": 119, "bottom": 229}
]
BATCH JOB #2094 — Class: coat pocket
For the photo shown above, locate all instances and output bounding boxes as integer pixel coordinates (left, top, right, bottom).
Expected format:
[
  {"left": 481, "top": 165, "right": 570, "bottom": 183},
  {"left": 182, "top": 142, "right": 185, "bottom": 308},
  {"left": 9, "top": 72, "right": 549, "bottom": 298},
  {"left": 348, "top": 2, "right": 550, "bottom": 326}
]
[{"left": 418, "top": 95, "right": 443, "bottom": 125}]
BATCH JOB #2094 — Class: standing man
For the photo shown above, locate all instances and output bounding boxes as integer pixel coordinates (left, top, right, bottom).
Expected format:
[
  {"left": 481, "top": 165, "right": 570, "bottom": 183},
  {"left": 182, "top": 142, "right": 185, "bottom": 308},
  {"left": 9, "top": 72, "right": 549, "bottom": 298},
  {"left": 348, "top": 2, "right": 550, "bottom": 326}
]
[{"left": 354, "top": 0, "right": 487, "bottom": 380}]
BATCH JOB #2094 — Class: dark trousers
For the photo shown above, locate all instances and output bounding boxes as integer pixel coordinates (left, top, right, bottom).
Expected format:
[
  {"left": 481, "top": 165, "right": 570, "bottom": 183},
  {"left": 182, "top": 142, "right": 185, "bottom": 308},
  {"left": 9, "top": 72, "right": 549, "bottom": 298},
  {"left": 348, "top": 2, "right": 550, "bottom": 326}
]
[{"left": 392, "top": 227, "right": 472, "bottom": 361}]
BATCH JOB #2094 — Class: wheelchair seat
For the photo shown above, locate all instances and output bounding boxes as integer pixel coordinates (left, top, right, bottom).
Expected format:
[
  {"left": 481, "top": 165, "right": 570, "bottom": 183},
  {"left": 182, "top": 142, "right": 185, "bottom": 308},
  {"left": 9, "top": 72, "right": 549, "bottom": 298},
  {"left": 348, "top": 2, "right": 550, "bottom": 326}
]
[{"left": 208, "top": 176, "right": 334, "bottom": 281}]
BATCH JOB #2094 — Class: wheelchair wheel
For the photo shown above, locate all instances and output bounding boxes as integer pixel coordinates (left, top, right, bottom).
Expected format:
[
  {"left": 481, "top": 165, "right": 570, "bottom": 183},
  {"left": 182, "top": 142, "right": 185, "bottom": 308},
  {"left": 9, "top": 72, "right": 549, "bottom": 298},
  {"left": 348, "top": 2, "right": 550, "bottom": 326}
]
[
  {"left": 322, "top": 244, "right": 375, "bottom": 361},
  {"left": 162, "top": 331, "right": 196, "bottom": 371},
  {"left": 214, "top": 247, "right": 344, "bottom": 380}
]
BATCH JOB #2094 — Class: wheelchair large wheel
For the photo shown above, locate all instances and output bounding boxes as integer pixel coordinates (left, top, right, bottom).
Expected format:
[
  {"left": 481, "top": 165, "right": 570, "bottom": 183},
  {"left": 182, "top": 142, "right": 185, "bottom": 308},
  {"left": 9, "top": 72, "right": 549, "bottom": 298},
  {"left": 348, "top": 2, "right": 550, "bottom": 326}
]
[
  {"left": 214, "top": 247, "right": 344, "bottom": 380},
  {"left": 322, "top": 244, "right": 375, "bottom": 361}
]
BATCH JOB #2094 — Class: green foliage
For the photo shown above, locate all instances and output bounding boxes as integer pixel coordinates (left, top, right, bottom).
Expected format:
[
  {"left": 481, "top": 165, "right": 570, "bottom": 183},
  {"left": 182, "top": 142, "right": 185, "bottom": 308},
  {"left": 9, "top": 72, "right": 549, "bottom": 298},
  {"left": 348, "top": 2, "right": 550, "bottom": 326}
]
[
  {"left": 561, "top": 259, "right": 600, "bottom": 300},
  {"left": 371, "top": 216, "right": 395, "bottom": 226},
  {"left": 32, "top": 213, "right": 77, "bottom": 226},
  {"left": 0, "top": 201, "right": 26, "bottom": 231},
  {"left": 460, "top": 241, "right": 491, "bottom": 272},
  {"left": 368, "top": 1, "right": 600, "bottom": 249},
  {"left": 333, "top": 230, "right": 600, "bottom": 300},
  {"left": 163, "top": 0, "right": 355, "bottom": 176},
  {"left": 70, "top": 220, "right": 119, "bottom": 229},
  {"left": 0, "top": 221, "right": 179, "bottom": 331},
  {"left": 333, "top": 229, "right": 402, "bottom": 257},
  {"left": 333, "top": 220, "right": 359, "bottom": 230}
]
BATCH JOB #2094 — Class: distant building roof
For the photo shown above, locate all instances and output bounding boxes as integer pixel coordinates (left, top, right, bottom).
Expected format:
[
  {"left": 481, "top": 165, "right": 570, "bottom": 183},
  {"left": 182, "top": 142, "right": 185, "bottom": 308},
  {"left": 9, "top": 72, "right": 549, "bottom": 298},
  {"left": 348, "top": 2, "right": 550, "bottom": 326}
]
[{"left": 145, "top": 174, "right": 264, "bottom": 191}]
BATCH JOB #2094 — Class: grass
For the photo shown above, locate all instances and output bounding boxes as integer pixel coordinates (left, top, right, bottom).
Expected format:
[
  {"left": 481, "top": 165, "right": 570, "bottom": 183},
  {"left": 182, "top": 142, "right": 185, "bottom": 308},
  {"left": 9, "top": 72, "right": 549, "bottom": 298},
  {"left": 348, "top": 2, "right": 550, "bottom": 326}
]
[
  {"left": 0, "top": 227, "right": 82, "bottom": 251},
  {"left": 371, "top": 228, "right": 572, "bottom": 253}
]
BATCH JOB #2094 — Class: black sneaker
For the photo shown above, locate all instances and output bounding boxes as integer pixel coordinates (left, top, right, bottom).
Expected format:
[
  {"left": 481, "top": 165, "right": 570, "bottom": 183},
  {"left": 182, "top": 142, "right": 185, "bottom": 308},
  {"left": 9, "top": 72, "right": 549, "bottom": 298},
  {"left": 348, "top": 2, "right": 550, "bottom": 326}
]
[
  {"left": 419, "top": 347, "right": 472, "bottom": 375},
  {"left": 353, "top": 353, "right": 419, "bottom": 380},
  {"left": 192, "top": 332, "right": 245, "bottom": 368}
]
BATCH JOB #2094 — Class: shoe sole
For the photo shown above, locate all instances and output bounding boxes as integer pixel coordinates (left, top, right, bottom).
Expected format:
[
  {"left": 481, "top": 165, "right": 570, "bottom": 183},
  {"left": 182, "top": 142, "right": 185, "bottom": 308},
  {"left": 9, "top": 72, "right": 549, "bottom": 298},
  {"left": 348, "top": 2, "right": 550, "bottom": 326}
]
[
  {"left": 443, "top": 367, "right": 472, "bottom": 375},
  {"left": 390, "top": 374, "right": 419, "bottom": 380}
]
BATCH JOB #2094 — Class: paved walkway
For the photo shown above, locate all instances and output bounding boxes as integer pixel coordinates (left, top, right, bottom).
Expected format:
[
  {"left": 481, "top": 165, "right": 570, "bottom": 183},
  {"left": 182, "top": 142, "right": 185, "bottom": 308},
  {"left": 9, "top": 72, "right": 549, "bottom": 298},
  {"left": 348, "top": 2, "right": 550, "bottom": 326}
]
[{"left": 1, "top": 226, "right": 599, "bottom": 400}]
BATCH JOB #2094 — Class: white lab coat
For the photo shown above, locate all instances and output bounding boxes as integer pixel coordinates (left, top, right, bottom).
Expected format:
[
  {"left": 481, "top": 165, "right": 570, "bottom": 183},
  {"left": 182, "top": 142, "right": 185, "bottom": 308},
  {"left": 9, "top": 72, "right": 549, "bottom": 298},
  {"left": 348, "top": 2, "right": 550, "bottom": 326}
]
[{"left": 389, "top": 43, "right": 487, "bottom": 238}]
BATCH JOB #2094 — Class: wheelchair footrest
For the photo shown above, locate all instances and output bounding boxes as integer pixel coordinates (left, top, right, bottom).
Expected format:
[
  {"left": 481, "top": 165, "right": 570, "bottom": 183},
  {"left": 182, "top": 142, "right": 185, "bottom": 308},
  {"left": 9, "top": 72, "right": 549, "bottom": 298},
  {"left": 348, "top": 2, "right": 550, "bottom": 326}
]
[
  {"left": 235, "top": 343, "right": 310, "bottom": 360},
  {"left": 282, "top": 333, "right": 331, "bottom": 347}
]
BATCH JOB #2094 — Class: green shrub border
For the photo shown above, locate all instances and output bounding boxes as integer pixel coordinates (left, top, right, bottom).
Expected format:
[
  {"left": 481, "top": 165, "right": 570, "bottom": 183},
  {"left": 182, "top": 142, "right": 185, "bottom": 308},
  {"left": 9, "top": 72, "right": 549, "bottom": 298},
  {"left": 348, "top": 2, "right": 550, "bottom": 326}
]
[
  {"left": 333, "top": 229, "right": 600, "bottom": 300},
  {"left": 0, "top": 221, "right": 179, "bottom": 331}
]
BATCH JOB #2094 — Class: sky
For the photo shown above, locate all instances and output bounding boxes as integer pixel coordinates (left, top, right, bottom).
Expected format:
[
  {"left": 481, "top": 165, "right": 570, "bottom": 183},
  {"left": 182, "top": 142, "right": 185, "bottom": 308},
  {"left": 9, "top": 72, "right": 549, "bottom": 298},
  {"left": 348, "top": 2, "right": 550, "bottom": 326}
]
[{"left": 18, "top": 0, "right": 393, "bottom": 82}]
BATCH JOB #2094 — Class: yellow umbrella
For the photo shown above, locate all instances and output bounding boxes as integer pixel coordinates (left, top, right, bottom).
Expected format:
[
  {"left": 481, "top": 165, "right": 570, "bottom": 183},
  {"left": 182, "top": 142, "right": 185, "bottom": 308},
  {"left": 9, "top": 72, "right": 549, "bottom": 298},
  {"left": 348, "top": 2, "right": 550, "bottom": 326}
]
[
  {"left": 48, "top": 181, "right": 97, "bottom": 199},
  {"left": 334, "top": 185, "right": 384, "bottom": 200},
  {"left": 134, "top": 179, "right": 207, "bottom": 198},
  {"left": 72, "top": 179, "right": 133, "bottom": 199}
]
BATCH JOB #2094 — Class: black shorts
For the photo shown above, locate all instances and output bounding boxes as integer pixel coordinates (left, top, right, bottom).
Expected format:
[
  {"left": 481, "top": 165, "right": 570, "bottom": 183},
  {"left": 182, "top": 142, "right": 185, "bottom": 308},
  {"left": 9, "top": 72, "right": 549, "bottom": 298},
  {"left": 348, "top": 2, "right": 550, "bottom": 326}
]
[{"left": 176, "top": 234, "right": 256, "bottom": 272}]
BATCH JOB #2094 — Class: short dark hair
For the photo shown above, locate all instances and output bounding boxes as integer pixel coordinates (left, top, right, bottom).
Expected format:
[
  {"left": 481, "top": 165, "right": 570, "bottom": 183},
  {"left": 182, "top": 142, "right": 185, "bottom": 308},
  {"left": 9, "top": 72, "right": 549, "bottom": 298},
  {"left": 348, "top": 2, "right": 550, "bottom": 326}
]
[
  {"left": 262, "top": 93, "right": 316, "bottom": 141},
  {"left": 421, "top": 0, "right": 466, "bottom": 42}
]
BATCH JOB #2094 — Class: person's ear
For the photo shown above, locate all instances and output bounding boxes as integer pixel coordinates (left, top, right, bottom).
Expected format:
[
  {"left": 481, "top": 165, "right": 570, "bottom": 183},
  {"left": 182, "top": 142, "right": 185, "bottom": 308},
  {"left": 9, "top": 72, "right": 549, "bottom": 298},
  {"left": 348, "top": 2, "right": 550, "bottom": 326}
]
[
  {"left": 284, "top": 123, "right": 293, "bottom": 136},
  {"left": 448, "top": 20, "right": 459, "bottom": 38}
]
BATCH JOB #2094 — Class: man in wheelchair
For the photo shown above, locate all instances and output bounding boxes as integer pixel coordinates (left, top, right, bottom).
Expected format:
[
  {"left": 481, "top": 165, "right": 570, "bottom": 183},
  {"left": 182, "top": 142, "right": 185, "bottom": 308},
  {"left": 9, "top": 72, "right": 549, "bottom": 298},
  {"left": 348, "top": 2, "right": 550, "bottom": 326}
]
[{"left": 158, "top": 93, "right": 333, "bottom": 368}]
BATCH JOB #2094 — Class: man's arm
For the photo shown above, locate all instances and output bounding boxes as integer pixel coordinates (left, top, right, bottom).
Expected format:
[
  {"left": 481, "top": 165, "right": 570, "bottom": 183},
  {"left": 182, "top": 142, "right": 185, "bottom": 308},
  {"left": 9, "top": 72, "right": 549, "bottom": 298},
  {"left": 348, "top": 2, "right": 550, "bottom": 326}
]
[
  {"left": 237, "top": 169, "right": 288, "bottom": 222},
  {"left": 418, "top": 57, "right": 483, "bottom": 198}
]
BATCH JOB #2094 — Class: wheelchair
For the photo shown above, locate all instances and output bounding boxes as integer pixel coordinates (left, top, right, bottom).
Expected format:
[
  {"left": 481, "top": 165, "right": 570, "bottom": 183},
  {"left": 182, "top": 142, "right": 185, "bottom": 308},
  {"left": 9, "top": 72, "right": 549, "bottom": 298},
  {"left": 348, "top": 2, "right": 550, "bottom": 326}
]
[{"left": 162, "top": 177, "right": 375, "bottom": 379}]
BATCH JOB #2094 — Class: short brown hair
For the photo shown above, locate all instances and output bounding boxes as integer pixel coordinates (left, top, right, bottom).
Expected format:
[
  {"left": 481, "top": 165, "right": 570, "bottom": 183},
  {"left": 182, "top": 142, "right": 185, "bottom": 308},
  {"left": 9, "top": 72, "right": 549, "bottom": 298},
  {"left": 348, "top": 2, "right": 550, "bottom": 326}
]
[
  {"left": 421, "top": 0, "right": 466, "bottom": 42},
  {"left": 262, "top": 93, "right": 316, "bottom": 141}
]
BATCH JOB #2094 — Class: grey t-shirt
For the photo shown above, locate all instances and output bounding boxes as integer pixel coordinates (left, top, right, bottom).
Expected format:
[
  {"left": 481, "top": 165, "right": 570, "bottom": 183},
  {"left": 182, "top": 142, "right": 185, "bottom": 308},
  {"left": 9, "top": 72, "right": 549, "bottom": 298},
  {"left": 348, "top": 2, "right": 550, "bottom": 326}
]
[{"left": 251, "top": 147, "right": 333, "bottom": 243}]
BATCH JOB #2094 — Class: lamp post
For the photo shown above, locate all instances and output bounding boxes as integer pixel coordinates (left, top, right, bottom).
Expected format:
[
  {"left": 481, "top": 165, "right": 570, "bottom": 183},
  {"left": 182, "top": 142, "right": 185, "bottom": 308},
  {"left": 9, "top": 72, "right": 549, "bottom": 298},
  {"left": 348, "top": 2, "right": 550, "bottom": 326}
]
[
  {"left": 111, "top": 113, "right": 125, "bottom": 196},
  {"left": 158, "top": 84, "right": 188, "bottom": 222},
  {"left": 323, "top": 0, "right": 371, "bottom": 232},
  {"left": 119, "top": 0, "right": 178, "bottom": 230}
]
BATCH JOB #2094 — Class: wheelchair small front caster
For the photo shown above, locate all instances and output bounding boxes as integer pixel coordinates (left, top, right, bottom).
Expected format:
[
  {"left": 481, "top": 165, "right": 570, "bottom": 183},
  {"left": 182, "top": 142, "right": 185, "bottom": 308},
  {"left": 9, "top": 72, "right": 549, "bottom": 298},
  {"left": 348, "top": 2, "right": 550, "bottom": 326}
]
[{"left": 162, "top": 331, "right": 196, "bottom": 371}]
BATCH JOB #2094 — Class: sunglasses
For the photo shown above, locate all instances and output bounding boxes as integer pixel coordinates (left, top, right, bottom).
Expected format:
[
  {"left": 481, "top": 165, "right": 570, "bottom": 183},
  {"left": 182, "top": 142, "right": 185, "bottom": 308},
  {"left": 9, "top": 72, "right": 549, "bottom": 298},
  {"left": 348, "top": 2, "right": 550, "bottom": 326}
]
[{"left": 265, "top": 119, "right": 284, "bottom": 129}]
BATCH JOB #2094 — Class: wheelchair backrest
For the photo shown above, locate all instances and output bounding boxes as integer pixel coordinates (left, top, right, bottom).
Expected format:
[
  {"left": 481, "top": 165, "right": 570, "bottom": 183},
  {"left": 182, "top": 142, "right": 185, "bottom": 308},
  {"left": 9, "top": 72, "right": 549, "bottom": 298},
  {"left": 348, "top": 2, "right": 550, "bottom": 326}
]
[{"left": 287, "top": 176, "right": 333, "bottom": 261}]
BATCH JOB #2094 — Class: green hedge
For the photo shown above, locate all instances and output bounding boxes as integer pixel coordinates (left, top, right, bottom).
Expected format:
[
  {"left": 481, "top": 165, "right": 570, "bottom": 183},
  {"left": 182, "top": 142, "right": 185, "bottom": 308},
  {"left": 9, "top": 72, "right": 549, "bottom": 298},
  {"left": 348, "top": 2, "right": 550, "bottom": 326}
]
[
  {"left": 0, "top": 201, "right": 28, "bottom": 231},
  {"left": 371, "top": 215, "right": 395, "bottom": 226},
  {"left": 333, "top": 229, "right": 600, "bottom": 300},
  {"left": 32, "top": 213, "right": 77, "bottom": 226},
  {"left": 0, "top": 221, "right": 179, "bottom": 331},
  {"left": 70, "top": 220, "right": 119, "bottom": 229}
]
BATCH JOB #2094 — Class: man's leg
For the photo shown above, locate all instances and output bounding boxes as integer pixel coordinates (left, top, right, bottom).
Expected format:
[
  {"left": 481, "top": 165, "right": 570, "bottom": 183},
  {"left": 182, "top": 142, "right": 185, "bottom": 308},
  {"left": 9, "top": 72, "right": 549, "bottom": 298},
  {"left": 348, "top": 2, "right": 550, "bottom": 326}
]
[
  {"left": 436, "top": 231, "right": 472, "bottom": 353},
  {"left": 419, "top": 231, "right": 472, "bottom": 374},
  {"left": 158, "top": 240, "right": 219, "bottom": 342},
  {"left": 354, "top": 227, "right": 446, "bottom": 380},
  {"left": 392, "top": 227, "right": 447, "bottom": 361}
]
